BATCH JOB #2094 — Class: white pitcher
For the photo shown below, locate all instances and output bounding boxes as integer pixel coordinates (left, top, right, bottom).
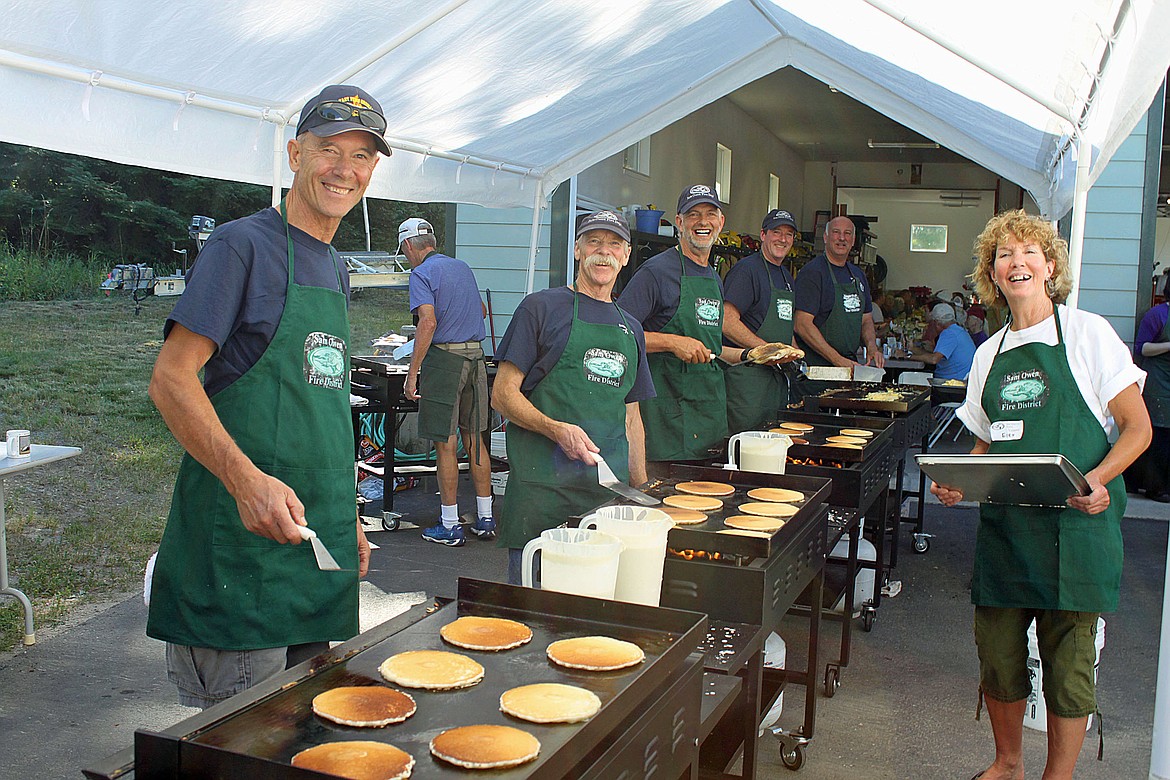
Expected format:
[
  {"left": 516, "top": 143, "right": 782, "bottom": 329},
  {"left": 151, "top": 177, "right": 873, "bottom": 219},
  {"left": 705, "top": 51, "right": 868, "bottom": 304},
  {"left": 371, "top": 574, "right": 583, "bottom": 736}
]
[
  {"left": 726, "top": 430, "right": 792, "bottom": 474},
  {"left": 521, "top": 527, "right": 623, "bottom": 599},
  {"left": 580, "top": 506, "right": 673, "bottom": 606}
]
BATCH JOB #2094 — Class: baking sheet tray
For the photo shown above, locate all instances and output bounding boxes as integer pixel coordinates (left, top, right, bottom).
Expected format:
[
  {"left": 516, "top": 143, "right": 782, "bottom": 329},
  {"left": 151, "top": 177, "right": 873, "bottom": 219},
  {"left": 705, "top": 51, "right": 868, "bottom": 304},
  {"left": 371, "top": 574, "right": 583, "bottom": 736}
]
[{"left": 916, "top": 453, "right": 1090, "bottom": 507}]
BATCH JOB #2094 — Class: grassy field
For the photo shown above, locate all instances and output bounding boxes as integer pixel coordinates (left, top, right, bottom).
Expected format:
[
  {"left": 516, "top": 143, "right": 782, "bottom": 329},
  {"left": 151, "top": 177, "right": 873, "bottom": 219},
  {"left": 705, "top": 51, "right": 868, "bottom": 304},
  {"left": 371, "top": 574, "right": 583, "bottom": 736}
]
[{"left": 0, "top": 287, "right": 411, "bottom": 650}]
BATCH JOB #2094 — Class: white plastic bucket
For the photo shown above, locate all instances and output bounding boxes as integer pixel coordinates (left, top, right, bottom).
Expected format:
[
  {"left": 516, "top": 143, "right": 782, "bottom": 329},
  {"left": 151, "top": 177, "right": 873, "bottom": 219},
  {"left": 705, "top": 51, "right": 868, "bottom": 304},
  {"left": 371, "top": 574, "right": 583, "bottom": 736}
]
[
  {"left": 1023, "top": 617, "right": 1106, "bottom": 732},
  {"left": 828, "top": 533, "right": 876, "bottom": 616},
  {"left": 490, "top": 470, "right": 509, "bottom": 496},
  {"left": 759, "top": 632, "right": 786, "bottom": 733},
  {"left": 490, "top": 430, "right": 507, "bottom": 459}
]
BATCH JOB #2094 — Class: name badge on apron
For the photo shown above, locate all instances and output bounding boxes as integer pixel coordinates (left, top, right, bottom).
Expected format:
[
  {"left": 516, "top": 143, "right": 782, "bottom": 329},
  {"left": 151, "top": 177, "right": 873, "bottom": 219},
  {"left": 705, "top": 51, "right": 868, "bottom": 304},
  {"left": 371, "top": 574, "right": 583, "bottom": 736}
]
[{"left": 989, "top": 420, "right": 1024, "bottom": 442}]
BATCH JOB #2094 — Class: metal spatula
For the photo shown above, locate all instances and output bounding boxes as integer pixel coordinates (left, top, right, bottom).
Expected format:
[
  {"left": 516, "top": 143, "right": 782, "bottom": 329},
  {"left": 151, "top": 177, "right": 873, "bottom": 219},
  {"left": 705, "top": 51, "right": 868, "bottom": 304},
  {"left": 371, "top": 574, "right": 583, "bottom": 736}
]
[
  {"left": 297, "top": 525, "right": 341, "bottom": 570},
  {"left": 594, "top": 454, "right": 660, "bottom": 506}
]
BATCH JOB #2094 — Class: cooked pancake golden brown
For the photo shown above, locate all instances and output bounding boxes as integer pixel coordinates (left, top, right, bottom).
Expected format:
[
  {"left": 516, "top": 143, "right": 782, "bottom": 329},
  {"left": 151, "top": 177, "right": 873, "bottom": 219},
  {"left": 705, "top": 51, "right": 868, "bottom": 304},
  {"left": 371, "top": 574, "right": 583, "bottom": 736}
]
[
  {"left": 826, "top": 442, "right": 863, "bottom": 450},
  {"left": 716, "top": 527, "right": 773, "bottom": 538},
  {"left": 291, "top": 741, "right": 414, "bottom": 780},
  {"left": 724, "top": 515, "right": 787, "bottom": 532},
  {"left": 675, "top": 480, "right": 736, "bottom": 497},
  {"left": 440, "top": 616, "right": 533, "bottom": 651},
  {"left": 776, "top": 421, "right": 814, "bottom": 432},
  {"left": 311, "top": 686, "right": 417, "bottom": 727},
  {"left": 430, "top": 724, "right": 540, "bottom": 770},
  {"left": 826, "top": 435, "right": 866, "bottom": 445},
  {"left": 839, "top": 428, "right": 874, "bottom": 438},
  {"left": 663, "top": 494, "right": 724, "bottom": 512},
  {"left": 660, "top": 506, "right": 708, "bottom": 525},
  {"left": 737, "top": 501, "right": 799, "bottom": 518},
  {"left": 378, "top": 650, "right": 484, "bottom": 690},
  {"left": 500, "top": 683, "right": 602, "bottom": 723},
  {"left": 547, "top": 636, "right": 645, "bottom": 671},
  {"left": 746, "top": 487, "right": 804, "bottom": 503}
]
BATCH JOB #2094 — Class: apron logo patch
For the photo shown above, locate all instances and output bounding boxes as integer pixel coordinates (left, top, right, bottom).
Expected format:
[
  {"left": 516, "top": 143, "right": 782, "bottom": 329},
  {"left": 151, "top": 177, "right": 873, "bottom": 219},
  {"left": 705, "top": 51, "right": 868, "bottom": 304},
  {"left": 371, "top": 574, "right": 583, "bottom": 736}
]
[
  {"left": 776, "top": 299, "right": 793, "bottom": 320},
  {"left": 695, "top": 297, "right": 721, "bottom": 327},
  {"left": 999, "top": 369, "right": 1048, "bottom": 412},
  {"left": 304, "top": 332, "right": 347, "bottom": 390},
  {"left": 842, "top": 293, "right": 862, "bottom": 313},
  {"left": 583, "top": 348, "right": 628, "bottom": 387}
]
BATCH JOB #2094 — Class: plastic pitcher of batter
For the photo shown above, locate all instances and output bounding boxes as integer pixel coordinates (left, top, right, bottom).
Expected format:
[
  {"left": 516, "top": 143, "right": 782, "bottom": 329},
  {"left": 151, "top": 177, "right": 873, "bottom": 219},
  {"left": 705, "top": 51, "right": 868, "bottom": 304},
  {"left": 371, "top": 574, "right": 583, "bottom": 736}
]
[
  {"left": 580, "top": 506, "right": 673, "bottom": 606},
  {"left": 726, "top": 431, "right": 792, "bottom": 474},
  {"left": 521, "top": 527, "right": 623, "bottom": 599}
]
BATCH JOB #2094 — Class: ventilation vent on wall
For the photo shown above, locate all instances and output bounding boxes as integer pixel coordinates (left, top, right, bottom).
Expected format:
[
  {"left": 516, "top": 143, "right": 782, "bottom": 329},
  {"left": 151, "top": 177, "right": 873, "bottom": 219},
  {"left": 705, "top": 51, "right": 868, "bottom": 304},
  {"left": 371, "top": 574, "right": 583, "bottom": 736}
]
[{"left": 938, "top": 191, "right": 982, "bottom": 207}]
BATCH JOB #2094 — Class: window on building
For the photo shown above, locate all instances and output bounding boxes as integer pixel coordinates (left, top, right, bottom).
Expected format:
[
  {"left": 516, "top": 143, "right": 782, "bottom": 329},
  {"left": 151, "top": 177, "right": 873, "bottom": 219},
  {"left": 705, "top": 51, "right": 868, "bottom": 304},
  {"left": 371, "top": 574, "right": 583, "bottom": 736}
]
[
  {"left": 623, "top": 137, "right": 651, "bottom": 176},
  {"left": 716, "top": 143, "right": 732, "bottom": 202},
  {"left": 910, "top": 224, "right": 948, "bottom": 253},
  {"left": 768, "top": 173, "right": 780, "bottom": 211}
]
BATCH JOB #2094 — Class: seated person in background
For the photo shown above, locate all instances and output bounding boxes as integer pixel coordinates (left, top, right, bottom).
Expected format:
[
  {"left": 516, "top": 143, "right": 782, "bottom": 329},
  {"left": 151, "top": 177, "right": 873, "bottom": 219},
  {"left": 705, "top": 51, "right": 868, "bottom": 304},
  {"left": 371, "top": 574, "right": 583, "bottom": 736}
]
[
  {"left": 870, "top": 293, "right": 891, "bottom": 340},
  {"left": 966, "top": 304, "right": 989, "bottom": 347},
  {"left": 907, "top": 302, "right": 976, "bottom": 380}
]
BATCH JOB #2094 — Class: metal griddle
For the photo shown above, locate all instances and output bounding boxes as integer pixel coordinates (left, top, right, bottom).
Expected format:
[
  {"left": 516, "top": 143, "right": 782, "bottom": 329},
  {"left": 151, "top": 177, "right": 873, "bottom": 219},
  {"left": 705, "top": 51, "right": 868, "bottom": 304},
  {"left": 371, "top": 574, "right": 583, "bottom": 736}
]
[
  {"left": 806, "top": 382, "right": 931, "bottom": 414},
  {"left": 91, "top": 579, "right": 706, "bottom": 780},
  {"left": 762, "top": 411, "right": 897, "bottom": 464}
]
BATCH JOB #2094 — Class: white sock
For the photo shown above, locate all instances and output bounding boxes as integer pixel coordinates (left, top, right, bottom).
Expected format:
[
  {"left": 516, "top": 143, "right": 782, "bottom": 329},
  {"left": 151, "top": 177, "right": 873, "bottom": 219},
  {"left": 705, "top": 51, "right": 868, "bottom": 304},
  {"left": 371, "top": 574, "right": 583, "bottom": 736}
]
[
  {"left": 440, "top": 504, "right": 459, "bottom": 528},
  {"left": 477, "top": 496, "right": 493, "bottom": 519}
]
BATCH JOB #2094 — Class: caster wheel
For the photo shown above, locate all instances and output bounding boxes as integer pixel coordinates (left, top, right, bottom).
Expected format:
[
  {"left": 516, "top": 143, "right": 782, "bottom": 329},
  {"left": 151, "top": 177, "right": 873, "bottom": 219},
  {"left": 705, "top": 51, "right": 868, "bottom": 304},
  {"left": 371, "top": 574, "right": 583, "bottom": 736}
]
[
  {"left": 824, "top": 666, "right": 839, "bottom": 698},
  {"left": 913, "top": 536, "right": 930, "bottom": 553},
  {"left": 382, "top": 516, "right": 400, "bottom": 532},
  {"left": 862, "top": 607, "right": 876, "bottom": 632},
  {"left": 780, "top": 744, "right": 804, "bottom": 770}
]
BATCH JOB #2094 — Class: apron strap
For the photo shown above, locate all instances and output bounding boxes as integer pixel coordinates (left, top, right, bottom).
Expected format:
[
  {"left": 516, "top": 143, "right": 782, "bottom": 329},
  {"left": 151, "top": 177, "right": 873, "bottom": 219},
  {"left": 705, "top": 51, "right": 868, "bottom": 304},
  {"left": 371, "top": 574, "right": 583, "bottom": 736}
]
[{"left": 279, "top": 200, "right": 343, "bottom": 293}]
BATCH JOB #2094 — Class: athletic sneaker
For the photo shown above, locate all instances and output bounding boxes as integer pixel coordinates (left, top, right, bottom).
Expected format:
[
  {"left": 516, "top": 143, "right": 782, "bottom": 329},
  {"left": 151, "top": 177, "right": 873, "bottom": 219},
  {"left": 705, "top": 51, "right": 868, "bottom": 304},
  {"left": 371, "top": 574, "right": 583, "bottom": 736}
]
[
  {"left": 470, "top": 516, "right": 496, "bottom": 540},
  {"left": 422, "top": 522, "right": 465, "bottom": 547}
]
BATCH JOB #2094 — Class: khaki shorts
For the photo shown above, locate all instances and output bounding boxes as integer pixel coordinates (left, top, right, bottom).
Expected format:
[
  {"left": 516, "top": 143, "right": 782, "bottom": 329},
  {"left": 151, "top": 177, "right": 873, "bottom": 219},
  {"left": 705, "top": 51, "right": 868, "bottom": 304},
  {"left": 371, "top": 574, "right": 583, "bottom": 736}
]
[
  {"left": 974, "top": 606, "right": 1099, "bottom": 718},
  {"left": 421, "top": 343, "right": 489, "bottom": 438}
]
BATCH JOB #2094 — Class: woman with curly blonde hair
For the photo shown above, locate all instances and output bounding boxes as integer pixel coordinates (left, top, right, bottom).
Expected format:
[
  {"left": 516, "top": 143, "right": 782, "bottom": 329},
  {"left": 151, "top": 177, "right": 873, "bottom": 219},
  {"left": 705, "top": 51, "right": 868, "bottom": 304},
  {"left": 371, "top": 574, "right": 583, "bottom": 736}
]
[{"left": 932, "top": 209, "right": 1150, "bottom": 780}]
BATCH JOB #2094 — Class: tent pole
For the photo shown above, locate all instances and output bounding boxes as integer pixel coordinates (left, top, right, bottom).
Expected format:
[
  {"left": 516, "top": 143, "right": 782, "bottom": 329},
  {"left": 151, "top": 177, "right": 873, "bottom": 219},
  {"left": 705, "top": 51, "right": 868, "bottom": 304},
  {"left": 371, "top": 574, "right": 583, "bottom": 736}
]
[
  {"left": 362, "top": 197, "right": 371, "bottom": 251},
  {"left": 271, "top": 121, "right": 285, "bottom": 208},
  {"left": 524, "top": 181, "right": 545, "bottom": 295},
  {"left": 1066, "top": 134, "right": 1091, "bottom": 309}
]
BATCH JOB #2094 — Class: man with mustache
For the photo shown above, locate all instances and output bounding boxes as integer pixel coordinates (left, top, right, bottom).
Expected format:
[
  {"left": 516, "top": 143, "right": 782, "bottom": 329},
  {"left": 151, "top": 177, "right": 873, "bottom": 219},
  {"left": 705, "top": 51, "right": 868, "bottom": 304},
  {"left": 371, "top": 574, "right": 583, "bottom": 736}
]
[
  {"left": 491, "top": 211, "right": 654, "bottom": 582},
  {"left": 794, "top": 215, "right": 884, "bottom": 369}
]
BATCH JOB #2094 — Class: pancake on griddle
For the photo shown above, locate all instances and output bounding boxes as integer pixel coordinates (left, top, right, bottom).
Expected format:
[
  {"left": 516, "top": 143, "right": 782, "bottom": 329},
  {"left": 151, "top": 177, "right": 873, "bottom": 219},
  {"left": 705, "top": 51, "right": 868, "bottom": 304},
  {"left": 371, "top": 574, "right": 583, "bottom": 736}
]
[
  {"left": 430, "top": 724, "right": 540, "bottom": 770},
  {"left": 440, "top": 616, "right": 533, "bottom": 651},
  {"left": 291, "top": 741, "right": 414, "bottom": 780},
  {"left": 717, "top": 528, "right": 773, "bottom": 538},
  {"left": 827, "top": 442, "right": 863, "bottom": 450},
  {"left": 547, "top": 636, "right": 645, "bottom": 671},
  {"left": 500, "top": 683, "right": 602, "bottom": 723},
  {"left": 776, "top": 421, "right": 814, "bottom": 432},
  {"left": 663, "top": 494, "right": 724, "bottom": 512},
  {"left": 311, "top": 686, "right": 417, "bottom": 727},
  {"left": 378, "top": 650, "right": 484, "bottom": 690},
  {"left": 675, "top": 480, "right": 736, "bottom": 497},
  {"left": 661, "top": 506, "right": 707, "bottom": 525},
  {"left": 725, "top": 515, "right": 787, "bottom": 532},
  {"left": 826, "top": 435, "right": 866, "bottom": 445},
  {"left": 746, "top": 487, "right": 804, "bottom": 503},
  {"left": 738, "top": 501, "right": 799, "bottom": 518},
  {"left": 839, "top": 428, "right": 874, "bottom": 438}
]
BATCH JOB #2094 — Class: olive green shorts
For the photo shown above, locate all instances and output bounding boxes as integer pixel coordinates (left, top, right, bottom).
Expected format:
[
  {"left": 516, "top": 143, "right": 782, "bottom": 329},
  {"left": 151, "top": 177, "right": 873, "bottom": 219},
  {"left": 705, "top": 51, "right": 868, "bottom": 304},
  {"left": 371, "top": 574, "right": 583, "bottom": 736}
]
[{"left": 973, "top": 606, "right": 1100, "bottom": 719}]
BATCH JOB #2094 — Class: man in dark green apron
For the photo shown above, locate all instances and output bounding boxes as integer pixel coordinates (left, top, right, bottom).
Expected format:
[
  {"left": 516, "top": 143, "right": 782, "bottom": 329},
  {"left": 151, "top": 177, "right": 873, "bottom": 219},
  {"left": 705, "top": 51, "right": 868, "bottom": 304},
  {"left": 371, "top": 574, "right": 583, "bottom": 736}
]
[
  {"left": 399, "top": 217, "right": 493, "bottom": 546},
  {"left": 722, "top": 208, "right": 801, "bottom": 432},
  {"left": 146, "top": 85, "right": 386, "bottom": 708},
  {"left": 794, "top": 215, "right": 883, "bottom": 370},
  {"left": 617, "top": 185, "right": 742, "bottom": 461},
  {"left": 492, "top": 211, "right": 656, "bottom": 583}
]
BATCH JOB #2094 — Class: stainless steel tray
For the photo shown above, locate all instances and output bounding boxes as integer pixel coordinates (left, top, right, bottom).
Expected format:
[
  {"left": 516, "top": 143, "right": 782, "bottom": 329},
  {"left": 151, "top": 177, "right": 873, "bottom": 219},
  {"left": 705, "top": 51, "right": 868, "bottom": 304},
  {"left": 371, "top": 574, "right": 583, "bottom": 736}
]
[{"left": 915, "top": 453, "right": 1090, "bottom": 507}]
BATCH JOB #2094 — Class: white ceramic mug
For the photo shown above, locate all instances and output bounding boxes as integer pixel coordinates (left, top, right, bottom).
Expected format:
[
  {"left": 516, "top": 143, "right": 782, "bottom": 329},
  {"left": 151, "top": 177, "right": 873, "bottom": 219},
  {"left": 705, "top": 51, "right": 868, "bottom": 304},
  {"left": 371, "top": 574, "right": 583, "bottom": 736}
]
[{"left": 6, "top": 429, "right": 30, "bottom": 459}]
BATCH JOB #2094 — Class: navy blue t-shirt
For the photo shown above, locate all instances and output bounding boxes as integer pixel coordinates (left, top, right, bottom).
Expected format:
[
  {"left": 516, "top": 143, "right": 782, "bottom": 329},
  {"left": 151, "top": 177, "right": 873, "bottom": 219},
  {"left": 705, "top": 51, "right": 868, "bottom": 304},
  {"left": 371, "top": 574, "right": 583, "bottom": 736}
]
[
  {"left": 495, "top": 287, "right": 655, "bottom": 404},
  {"left": 165, "top": 207, "right": 349, "bottom": 397},
  {"left": 408, "top": 251, "right": 486, "bottom": 343},
  {"left": 794, "top": 254, "right": 872, "bottom": 330},
  {"left": 617, "top": 247, "right": 724, "bottom": 333},
  {"left": 722, "top": 251, "right": 795, "bottom": 344}
]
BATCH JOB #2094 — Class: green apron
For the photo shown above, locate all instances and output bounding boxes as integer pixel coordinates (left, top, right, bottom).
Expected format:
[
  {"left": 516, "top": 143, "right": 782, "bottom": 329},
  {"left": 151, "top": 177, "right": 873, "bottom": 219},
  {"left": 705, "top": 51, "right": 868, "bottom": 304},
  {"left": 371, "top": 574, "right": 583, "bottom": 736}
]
[
  {"left": 416, "top": 344, "right": 486, "bottom": 452},
  {"left": 1141, "top": 306, "right": 1170, "bottom": 428},
  {"left": 498, "top": 290, "right": 638, "bottom": 548},
  {"left": 974, "top": 308, "right": 1125, "bottom": 612},
  {"left": 148, "top": 205, "right": 358, "bottom": 650},
  {"left": 641, "top": 249, "right": 728, "bottom": 460},
  {"left": 799, "top": 260, "right": 864, "bottom": 366},
  {"left": 724, "top": 256, "right": 793, "bottom": 432}
]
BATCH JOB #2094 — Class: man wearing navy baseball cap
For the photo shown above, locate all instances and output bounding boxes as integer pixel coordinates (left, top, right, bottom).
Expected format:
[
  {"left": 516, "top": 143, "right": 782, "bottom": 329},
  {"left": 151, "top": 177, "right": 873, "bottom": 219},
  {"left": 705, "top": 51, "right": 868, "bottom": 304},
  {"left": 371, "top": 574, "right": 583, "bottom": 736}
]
[
  {"left": 147, "top": 84, "right": 389, "bottom": 708},
  {"left": 720, "top": 208, "right": 804, "bottom": 431},
  {"left": 618, "top": 185, "right": 739, "bottom": 460},
  {"left": 493, "top": 211, "right": 655, "bottom": 582}
]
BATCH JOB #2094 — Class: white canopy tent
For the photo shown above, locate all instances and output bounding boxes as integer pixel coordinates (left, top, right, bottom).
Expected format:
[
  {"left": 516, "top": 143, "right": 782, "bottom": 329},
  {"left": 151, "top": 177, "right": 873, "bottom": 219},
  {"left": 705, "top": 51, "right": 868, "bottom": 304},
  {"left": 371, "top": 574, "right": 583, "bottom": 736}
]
[{"left": 3, "top": 0, "right": 1170, "bottom": 771}]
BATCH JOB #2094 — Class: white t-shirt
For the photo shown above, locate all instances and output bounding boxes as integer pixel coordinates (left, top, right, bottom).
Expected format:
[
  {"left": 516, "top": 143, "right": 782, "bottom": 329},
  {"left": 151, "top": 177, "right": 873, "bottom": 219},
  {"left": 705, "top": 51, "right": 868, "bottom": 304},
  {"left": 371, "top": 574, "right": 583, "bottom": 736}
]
[{"left": 957, "top": 305, "right": 1145, "bottom": 442}]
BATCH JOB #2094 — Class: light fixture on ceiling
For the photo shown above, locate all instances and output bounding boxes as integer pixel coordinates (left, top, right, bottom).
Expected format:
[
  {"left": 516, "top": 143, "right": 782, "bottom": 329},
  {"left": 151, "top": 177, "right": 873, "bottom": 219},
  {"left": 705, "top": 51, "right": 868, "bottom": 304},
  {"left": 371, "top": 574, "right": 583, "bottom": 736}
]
[
  {"left": 867, "top": 139, "right": 940, "bottom": 149},
  {"left": 939, "top": 191, "right": 982, "bottom": 207}
]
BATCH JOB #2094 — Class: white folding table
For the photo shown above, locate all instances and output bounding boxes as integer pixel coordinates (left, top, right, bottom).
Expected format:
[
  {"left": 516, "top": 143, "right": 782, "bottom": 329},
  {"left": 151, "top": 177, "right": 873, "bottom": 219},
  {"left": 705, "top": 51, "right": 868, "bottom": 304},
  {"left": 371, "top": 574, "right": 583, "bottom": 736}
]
[{"left": 0, "top": 444, "right": 81, "bottom": 645}]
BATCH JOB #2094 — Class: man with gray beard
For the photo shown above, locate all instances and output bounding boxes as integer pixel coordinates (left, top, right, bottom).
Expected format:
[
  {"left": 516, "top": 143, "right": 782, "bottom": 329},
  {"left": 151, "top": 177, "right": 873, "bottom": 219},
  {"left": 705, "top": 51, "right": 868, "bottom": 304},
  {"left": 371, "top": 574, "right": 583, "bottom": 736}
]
[{"left": 491, "top": 210, "right": 655, "bottom": 583}]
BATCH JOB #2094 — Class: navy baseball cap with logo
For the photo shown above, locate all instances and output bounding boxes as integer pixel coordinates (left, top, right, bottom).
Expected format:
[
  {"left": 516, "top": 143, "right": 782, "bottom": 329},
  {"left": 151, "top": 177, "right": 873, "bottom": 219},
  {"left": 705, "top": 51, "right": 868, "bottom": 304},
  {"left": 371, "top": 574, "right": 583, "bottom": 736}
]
[
  {"left": 762, "top": 209, "right": 798, "bottom": 232},
  {"left": 296, "top": 84, "right": 392, "bottom": 156},
  {"left": 576, "top": 210, "right": 631, "bottom": 242},
  {"left": 677, "top": 184, "right": 722, "bottom": 215}
]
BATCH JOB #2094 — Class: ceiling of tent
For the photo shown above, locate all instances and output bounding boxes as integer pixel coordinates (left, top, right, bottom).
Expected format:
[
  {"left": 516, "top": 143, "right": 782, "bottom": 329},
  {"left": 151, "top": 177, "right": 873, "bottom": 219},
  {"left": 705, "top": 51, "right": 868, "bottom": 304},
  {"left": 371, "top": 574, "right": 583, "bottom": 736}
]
[{"left": 1, "top": 0, "right": 1168, "bottom": 218}]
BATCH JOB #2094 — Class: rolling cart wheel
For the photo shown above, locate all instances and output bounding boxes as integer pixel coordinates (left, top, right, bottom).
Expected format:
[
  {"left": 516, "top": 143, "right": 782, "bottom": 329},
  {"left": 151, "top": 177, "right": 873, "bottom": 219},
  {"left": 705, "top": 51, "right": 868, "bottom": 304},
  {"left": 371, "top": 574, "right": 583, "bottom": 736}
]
[
  {"left": 862, "top": 606, "right": 876, "bottom": 632},
  {"left": 381, "top": 516, "right": 400, "bottom": 532},
  {"left": 780, "top": 744, "right": 804, "bottom": 771},
  {"left": 913, "top": 535, "right": 930, "bottom": 554},
  {"left": 824, "top": 665, "right": 839, "bottom": 698}
]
